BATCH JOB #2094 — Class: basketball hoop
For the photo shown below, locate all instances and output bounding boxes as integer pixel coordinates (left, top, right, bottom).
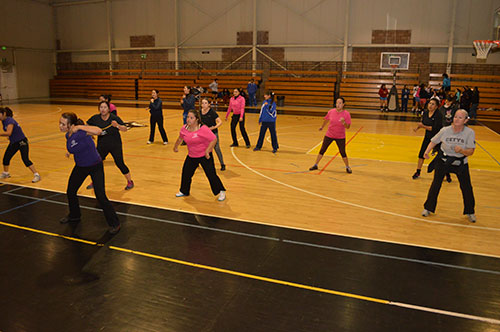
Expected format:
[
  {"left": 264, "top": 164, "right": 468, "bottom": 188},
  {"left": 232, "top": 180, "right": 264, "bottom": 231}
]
[{"left": 473, "top": 40, "right": 500, "bottom": 60}]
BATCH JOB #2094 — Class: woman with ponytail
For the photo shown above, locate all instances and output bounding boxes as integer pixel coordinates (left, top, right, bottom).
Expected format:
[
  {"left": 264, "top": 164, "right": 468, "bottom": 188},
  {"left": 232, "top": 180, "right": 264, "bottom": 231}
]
[
  {"left": 59, "top": 112, "right": 121, "bottom": 234},
  {"left": 0, "top": 107, "right": 41, "bottom": 182},
  {"left": 254, "top": 91, "right": 279, "bottom": 153}
]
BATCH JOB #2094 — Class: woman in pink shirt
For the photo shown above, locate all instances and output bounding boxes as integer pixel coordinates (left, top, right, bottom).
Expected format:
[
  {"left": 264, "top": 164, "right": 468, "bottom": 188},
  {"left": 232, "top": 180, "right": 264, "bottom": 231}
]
[
  {"left": 309, "top": 97, "right": 352, "bottom": 173},
  {"left": 225, "top": 88, "right": 251, "bottom": 148},
  {"left": 174, "top": 109, "right": 226, "bottom": 201}
]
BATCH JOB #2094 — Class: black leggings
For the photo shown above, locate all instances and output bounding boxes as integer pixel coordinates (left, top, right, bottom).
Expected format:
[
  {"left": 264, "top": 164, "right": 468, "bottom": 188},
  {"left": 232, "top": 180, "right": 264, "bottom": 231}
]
[
  {"left": 66, "top": 162, "right": 119, "bottom": 227},
  {"left": 319, "top": 136, "right": 347, "bottom": 158},
  {"left": 180, "top": 154, "right": 225, "bottom": 196},
  {"left": 97, "top": 140, "right": 129, "bottom": 174},
  {"left": 3, "top": 138, "right": 33, "bottom": 167}
]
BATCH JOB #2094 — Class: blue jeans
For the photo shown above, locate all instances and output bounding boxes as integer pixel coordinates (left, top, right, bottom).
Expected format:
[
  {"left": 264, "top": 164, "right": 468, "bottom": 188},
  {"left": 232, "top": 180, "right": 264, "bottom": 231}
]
[{"left": 249, "top": 93, "right": 257, "bottom": 106}]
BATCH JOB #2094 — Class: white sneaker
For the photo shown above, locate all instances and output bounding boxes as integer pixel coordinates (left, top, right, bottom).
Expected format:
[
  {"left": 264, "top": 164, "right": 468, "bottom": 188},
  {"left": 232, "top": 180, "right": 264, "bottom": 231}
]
[
  {"left": 147, "top": 141, "right": 152, "bottom": 144},
  {"left": 467, "top": 214, "right": 477, "bottom": 223},
  {"left": 0, "top": 172, "right": 10, "bottom": 179},
  {"left": 218, "top": 191, "right": 226, "bottom": 201},
  {"left": 32, "top": 174, "right": 41, "bottom": 183},
  {"left": 421, "top": 209, "right": 430, "bottom": 217},
  {"left": 163, "top": 141, "right": 168, "bottom": 145},
  {"left": 175, "top": 191, "right": 186, "bottom": 197}
]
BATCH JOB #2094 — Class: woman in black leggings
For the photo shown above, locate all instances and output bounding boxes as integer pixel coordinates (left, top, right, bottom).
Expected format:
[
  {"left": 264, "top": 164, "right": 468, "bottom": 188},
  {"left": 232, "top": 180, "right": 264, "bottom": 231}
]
[
  {"left": 86, "top": 101, "right": 134, "bottom": 190},
  {"left": 59, "top": 112, "right": 121, "bottom": 234},
  {"left": 0, "top": 107, "right": 41, "bottom": 183}
]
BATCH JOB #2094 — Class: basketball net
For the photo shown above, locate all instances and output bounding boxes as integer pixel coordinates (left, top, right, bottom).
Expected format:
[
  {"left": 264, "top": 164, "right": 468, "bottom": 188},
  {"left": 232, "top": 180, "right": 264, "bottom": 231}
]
[{"left": 473, "top": 40, "right": 500, "bottom": 60}]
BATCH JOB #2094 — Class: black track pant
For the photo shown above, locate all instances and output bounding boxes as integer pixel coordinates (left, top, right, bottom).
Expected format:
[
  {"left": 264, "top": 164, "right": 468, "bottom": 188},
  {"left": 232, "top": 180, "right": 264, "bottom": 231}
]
[
  {"left": 424, "top": 162, "right": 475, "bottom": 214},
  {"left": 3, "top": 138, "right": 33, "bottom": 167},
  {"left": 66, "top": 162, "right": 119, "bottom": 227},
  {"left": 255, "top": 122, "right": 279, "bottom": 150},
  {"left": 180, "top": 154, "right": 225, "bottom": 196},
  {"left": 97, "top": 140, "right": 129, "bottom": 174},
  {"left": 149, "top": 114, "right": 168, "bottom": 143},
  {"left": 230, "top": 114, "right": 250, "bottom": 146}
]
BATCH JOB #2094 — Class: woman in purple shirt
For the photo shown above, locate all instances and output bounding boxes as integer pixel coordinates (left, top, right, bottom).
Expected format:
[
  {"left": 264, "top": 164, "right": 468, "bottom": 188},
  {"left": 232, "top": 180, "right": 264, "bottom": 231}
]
[
  {"left": 59, "top": 112, "right": 121, "bottom": 234},
  {"left": 0, "top": 107, "right": 41, "bottom": 183}
]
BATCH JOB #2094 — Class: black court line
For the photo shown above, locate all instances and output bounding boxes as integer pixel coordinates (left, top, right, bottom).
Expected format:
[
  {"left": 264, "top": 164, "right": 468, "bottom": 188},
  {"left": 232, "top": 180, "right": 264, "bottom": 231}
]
[{"left": 1, "top": 184, "right": 500, "bottom": 331}]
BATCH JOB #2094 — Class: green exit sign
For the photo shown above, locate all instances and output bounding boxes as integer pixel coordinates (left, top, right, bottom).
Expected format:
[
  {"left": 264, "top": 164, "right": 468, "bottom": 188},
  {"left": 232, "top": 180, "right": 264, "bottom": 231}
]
[{"left": 141, "top": 53, "right": 147, "bottom": 59}]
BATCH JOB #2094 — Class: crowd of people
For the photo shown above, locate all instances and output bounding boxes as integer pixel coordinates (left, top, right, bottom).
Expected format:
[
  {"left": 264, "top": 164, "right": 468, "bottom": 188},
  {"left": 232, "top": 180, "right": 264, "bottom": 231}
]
[{"left": 0, "top": 75, "right": 481, "bottom": 235}]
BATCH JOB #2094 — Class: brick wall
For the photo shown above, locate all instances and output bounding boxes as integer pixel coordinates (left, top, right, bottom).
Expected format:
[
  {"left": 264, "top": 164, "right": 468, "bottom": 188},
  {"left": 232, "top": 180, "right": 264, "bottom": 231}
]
[
  {"left": 372, "top": 30, "right": 411, "bottom": 44},
  {"left": 130, "top": 35, "right": 155, "bottom": 48}
]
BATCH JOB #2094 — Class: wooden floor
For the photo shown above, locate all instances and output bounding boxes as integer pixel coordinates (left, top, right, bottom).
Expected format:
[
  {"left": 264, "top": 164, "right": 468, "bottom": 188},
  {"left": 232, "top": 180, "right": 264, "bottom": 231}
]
[{"left": 1, "top": 100, "right": 500, "bottom": 257}]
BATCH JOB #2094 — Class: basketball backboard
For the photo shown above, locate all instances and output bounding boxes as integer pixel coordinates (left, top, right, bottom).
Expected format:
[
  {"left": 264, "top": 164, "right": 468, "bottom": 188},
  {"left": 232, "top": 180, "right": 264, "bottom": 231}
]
[{"left": 380, "top": 52, "right": 410, "bottom": 70}]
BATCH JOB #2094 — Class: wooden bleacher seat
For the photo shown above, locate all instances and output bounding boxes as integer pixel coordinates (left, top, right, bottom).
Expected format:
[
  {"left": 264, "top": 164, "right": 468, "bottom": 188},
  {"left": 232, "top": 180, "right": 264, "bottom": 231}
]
[
  {"left": 266, "top": 70, "right": 337, "bottom": 108},
  {"left": 339, "top": 71, "right": 419, "bottom": 109}
]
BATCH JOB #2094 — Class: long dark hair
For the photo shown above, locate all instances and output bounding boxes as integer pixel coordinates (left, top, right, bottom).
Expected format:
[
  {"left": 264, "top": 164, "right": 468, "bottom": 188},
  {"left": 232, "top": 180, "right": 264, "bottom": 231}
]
[
  {"left": 188, "top": 109, "right": 202, "bottom": 125},
  {"left": 98, "top": 100, "right": 110, "bottom": 111},
  {"left": 0, "top": 107, "right": 13, "bottom": 117},
  {"left": 61, "top": 112, "right": 84, "bottom": 126},
  {"left": 265, "top": 90, "right": 275, "bottom": 104}
]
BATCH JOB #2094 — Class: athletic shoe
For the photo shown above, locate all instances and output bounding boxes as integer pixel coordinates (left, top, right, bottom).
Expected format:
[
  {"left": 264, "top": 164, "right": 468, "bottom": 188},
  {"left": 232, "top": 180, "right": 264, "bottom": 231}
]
[
  {"left": 346, "top": 167, "right": 352, "bottom": 174},
  {"left": 230, "top": 143, "right": 238, "bottom": 147},
  {"left": 0, "top": 172, "right": 10, "bottom": 179},
  {"left": 446, "top": 174, "right": 452, "bottom": 183},
  {"left": 125, "top": 181, "right": 134, "bottom": 190},
  {"left": 412, "top": 171, "right": 420, "bottom": 180},
  {"left": 253, "top": 147, "right": 261, "bottom": 151},
  {"left": 421, "top": 209, "right": 430, "bottom": 217},
  {"left": 246, "top": 145, "right": 251, "bottom": 148},
  {"left": 309, "top": 165, "right": 318, "bottom": 171},
  {"left": 175, "top": 191, "right": 187, "bottom": 197},
  {"left": 163, "top": 141, "right": 168, "bottom": 145},
  {"left": 272, "top": 149, "right": 277, "bottom": 153},
  {"left": 147, "top": 141, "right": 152, "bottom": 144},
  {"left": 218, "top": 191, "right": 226, "bottom": 201},
  {"left": 32, "top": 174, "right": 41, "bottom": 183},
  {"left": 60, "top": 215, "right": 81, "bottom": 224},
  {"left": 108, "top": 224, "right": 121, "bottom": 235},
  {"left": 86, "top": 183, "right": 94, "bottom": 190},
  {"left": 220, "top": 165, "right": 226, "bottom": 171},
  {"left": 467, "top": 214, "right": 477, "bottom": 223}
]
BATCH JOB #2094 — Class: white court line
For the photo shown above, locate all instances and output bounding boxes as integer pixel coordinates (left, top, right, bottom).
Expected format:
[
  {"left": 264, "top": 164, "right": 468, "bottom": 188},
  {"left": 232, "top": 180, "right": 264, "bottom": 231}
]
[
  {"left": 389, "top": 302, "right": 500, "bottom": 325},
  {"left": 230, "top": 148, "right": 500, "bottom": 232},
  {"left": 307, "top": 140, "right": 323, "bottom": 154}
]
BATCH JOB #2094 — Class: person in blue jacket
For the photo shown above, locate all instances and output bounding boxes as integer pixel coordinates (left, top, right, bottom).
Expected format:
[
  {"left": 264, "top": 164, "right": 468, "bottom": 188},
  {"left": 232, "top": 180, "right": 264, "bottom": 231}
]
[
  {"left": 148, "top": 89, "right": 168, "bottom": 144},
  {"left": 401, "top": 85, "right": 410, "bottom": 112},
  {"left": 253, "top": 91, "right": 279, "bottom": 153},
  {"left": 247, "top": 79, "right": 258, "bottom": 106},
  {"left": 181, "top": 86, "right": 196, "bottom": 124}
]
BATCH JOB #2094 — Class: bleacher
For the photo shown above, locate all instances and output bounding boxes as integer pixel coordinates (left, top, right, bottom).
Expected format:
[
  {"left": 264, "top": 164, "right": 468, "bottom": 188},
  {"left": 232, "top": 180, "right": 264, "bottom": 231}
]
[
  {"left": 339, "top": 71, "right": 419, "bottom": 109},
  {"left": 49, "top": 69, "right": 140, "bottom": 99},
  {"left": 429, "top": 73, "right": 500, "bottom": 110},
  {"left": 266, "top": 70, "right": 337, "bottom": 107}
]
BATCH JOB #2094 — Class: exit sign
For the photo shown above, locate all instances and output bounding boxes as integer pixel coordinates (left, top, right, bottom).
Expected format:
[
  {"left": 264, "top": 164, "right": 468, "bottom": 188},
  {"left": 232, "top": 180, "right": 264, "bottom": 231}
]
[{"left": 141, "top": 53, "right": 147, "bottom": 59}]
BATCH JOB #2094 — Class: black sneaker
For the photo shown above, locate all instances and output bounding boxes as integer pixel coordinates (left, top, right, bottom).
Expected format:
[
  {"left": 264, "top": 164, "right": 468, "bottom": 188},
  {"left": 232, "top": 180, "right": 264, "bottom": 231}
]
[
  {"left": 230, "top": 143, "right": 238, "bottom": 147},
  {"left": 309, "top": 165, "right": 318, "bottom": 171},
  {"left": 412, "top": 171, "right": 420, "bottom": 180},
  {"left": 221, "top": 165, "right": 226, "bottom": 171},
  {"left": 60, "top": 216, "right": 81, "bottom": 224},
  {"left": 108, "top": 224, "right": 121, "bottom": 235},
  {"left": 446, "top": 174, "right": 452, "bottom": 183},
  {"left": 86, "top": 183, "right": 94, "bottom": 190},
  {"left": 246, "top": 145, "right": 251, "bottom": 148},
  {"left": 346, "top": 167, "right": 352, "bottom": 174},
  {"left": 253, "top": 147, "right": 261, "bottom": 151}
]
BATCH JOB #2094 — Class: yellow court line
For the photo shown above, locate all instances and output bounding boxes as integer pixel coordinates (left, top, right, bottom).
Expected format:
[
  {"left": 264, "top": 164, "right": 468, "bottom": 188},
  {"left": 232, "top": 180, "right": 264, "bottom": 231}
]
[
  {"left": 0, "top": 221, "right": 99, "bottom": 246},
  {"left": 109, "top": 246, "right": 389, "bottom": 304}
]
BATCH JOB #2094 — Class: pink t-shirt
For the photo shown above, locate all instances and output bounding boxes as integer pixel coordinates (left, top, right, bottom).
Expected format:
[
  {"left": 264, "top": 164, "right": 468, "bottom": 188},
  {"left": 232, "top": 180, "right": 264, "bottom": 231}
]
[
  {"left": 109, "top": 103, "right": 117, "bottom": 114},
  {"left": 324, "top": 109, "right": 351, "bottom": 139},
  {"left": 180, "top": 125, "right": 216, "bottom": 158}
]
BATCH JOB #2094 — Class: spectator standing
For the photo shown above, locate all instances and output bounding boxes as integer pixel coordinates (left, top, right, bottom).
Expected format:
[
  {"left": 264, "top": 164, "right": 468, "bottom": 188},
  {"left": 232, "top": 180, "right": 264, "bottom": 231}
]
[
  {"left": 247, "top": 79, "right": 258, "bottom": 107},
  {"left": 401, "top": 85, "right": 410, "bottom": 112}
]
